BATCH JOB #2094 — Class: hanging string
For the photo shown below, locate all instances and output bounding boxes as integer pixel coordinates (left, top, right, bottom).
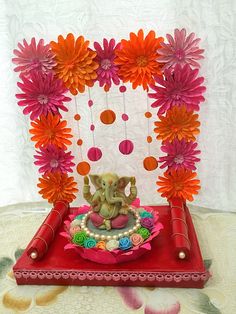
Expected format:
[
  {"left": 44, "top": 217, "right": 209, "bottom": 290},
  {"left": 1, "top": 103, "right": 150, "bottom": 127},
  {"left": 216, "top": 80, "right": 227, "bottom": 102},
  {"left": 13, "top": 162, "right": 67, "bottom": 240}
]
[{"left": 74, "top": 96, "right": 83, "bottom": 159}]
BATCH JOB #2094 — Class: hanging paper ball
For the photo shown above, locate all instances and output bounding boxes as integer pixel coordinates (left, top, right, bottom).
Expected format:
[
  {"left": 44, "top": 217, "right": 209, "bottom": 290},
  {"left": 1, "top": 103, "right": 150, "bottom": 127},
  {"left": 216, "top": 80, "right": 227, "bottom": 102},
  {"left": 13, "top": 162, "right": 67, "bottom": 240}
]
[
  {"left": 77, "top": 161, "right": 91, "bottom": 176},
  {"left": 119, "top": 86, "right": 127, "bottom": 93},
  {"left": 74, "top": 114, "right": 81, "bottom": 121},
  {"left": 87, "top": 147, "right": 102, "bottom": 161},
  {"left": 145, "top": 111, "right": 152, "bottom": 118},
  {"left": 146, "top": 136, "right": 152, "bottom": 143},
  {"left": 119, "top": 140, "right": 134, "bottom": 155},
  {"left": 143, "top": 156, "right": 158, "bottom": 171},
  {"left": 100, "top": 109, "right": 116, "bottom": 124},
  {"left": 77, "top": 139, "right": 83, "bottom": 146},
  {"left": 121, "top": 113, "right": 129, "bottom": 121},
  {"left": 90, "top": 124, "right": 95, "bottom": 131},
  {"left": 88, "top": 100, "right": 94, "bottom": 107}
]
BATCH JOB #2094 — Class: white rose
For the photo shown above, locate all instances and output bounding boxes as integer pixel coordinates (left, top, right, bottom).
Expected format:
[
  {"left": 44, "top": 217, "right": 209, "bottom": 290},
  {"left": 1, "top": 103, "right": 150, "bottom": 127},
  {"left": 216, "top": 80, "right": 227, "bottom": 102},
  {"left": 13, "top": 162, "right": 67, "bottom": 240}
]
[{"left": 106, "top": 239, "right": 119, "bottom": 251}]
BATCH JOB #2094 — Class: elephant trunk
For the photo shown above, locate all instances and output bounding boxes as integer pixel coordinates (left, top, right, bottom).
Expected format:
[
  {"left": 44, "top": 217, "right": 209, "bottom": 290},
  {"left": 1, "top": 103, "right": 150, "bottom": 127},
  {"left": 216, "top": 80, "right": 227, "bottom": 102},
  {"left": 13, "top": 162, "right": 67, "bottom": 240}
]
[{"left": 105, "top": 186, "right": 124, "bottom": 204}]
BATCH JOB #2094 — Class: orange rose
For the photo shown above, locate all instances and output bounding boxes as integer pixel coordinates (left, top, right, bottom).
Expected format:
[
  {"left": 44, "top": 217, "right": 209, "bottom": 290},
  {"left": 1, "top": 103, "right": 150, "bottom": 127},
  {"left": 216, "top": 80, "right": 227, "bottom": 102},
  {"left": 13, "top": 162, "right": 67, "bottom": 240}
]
[{"left": 96, "top": 241, "right": 106, "bottom": 250}]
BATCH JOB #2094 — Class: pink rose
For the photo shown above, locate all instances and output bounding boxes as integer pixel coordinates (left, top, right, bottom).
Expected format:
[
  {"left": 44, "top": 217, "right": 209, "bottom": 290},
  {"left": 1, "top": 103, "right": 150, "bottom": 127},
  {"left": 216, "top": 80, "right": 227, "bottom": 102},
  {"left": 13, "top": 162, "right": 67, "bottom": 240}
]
[
  {"left": 130, "top": 233, "right": 144, "bottom": 246},
  {"left": 69, "top": 226, "right": 81, "bottom": 236}
]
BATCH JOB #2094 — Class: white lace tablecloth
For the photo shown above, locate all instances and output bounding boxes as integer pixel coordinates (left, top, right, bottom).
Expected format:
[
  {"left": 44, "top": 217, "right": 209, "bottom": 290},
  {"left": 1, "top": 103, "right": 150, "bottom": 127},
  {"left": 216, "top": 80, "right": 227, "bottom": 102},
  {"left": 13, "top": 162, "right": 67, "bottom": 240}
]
[{"left": 0, "top": 203, "right": 235, "bottom": 314}]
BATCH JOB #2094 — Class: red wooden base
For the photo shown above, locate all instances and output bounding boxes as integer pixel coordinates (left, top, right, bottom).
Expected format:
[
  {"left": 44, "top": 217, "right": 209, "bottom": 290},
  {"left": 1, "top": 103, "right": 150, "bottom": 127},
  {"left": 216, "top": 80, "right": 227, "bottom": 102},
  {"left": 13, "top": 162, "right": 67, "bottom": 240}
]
[{"left": 13, "top": 204, "right": 210, "bottom": 288}]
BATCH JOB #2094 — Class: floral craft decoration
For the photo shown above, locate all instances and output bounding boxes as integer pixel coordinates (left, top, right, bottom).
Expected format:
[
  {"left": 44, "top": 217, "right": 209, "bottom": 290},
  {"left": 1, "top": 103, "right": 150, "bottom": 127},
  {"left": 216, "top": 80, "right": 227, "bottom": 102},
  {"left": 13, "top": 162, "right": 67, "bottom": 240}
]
[
  {"left": 157, "top": 28, "right": 204, "bottom": 70},
  {"left": 115, "top": 29, "right": 164, "bottom": 90},
  {"left": 148, "top": 64, "right": 206, "bottom": 115},
  {"left": 159, "top": 139, "right": 200, "bottom": 170},
  {"left": 34, "top": 144, "right": 75, "bottom": 174},
  {"left": 38, "top": 171, "right": 78, "bottom": 203},
  {"left": 16, "top": 71, "right": 71, "bottom": 120},
  {"left": 29, "top": 113, "right": 73, "bottom": 149},
  {"left": 50, "top": 33, "right": 99, "bottom": 95},
  {"left": 94, "top": 38, "right": 121, "bottom": 92},
  {"left": 157, "top": 168, "right": 200, "bottom": 202},
  {"left": 12, "top": 37, "right": 56, "bottom": 75}
]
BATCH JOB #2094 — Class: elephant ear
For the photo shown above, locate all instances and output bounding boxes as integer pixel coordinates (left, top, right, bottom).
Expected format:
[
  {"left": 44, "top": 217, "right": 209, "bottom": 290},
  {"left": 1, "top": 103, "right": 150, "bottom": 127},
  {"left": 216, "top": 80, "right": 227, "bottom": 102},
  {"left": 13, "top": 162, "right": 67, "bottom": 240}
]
[
  {"left": 89, "top": 175, "right": 102, "bottom": 190},
  {"left": 117, "top": 177, "right": 130, "bottom": 192}
]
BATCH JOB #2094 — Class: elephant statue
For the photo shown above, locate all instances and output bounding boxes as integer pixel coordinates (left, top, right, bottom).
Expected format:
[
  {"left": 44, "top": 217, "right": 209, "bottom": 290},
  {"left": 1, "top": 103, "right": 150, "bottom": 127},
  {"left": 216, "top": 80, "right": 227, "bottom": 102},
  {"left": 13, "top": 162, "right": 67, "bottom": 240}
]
[{"left": 83, "top": 173, "right": 137, "bottom": 230}]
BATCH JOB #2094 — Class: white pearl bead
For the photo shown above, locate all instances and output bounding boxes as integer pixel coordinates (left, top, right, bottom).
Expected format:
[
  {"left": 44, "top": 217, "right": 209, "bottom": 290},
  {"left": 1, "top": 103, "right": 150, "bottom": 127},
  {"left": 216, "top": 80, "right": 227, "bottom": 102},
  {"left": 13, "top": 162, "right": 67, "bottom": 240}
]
[
  {"left": 179, "top": 251, "right": 186, "bottom": 259},
  {"left": 30, "top": 251, "right": 37, "bottom": 259},
  {"left": 81, "top": 223, "right": 85, "bottom": 228},
  {"left": 118, "top": 233, "right": 122, "bottom": 238},
  {"left": 101, "top": 235, "right": 106, "bottom": 240},
  {"left": 94, "top": 234, "right": 99, "bottom": 240},
  {"left": 132, "top": 226, "right": 137, "bottom": 231},
  {"left": 136, "top": 223, "right": 141, "bottom": 229},
  {"left": 107, "top": 236, "right": 112, "bottom": 241},
  {"left": 124, "top": 232, "right": 129, "bottom": 236},
  {"left": 90, "top": 233, "right": 94, "bottom": 237},
  {"left": 112, "top": 235, "right": 117, "bottom": 240},
  {"left": 128, "top": 229, "right": 133, "bottom": 235}
]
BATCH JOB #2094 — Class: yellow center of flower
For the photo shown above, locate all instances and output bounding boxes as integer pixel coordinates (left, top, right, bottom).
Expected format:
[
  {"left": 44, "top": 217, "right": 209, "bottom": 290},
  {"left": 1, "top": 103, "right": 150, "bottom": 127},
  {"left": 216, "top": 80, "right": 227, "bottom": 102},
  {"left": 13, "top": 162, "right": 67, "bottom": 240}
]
[
  {"left": 136, "top": 55, "right": 148, "bottom": 67},
  {"left": 174, "top": 181, "right": 184, "bottom": 191}
]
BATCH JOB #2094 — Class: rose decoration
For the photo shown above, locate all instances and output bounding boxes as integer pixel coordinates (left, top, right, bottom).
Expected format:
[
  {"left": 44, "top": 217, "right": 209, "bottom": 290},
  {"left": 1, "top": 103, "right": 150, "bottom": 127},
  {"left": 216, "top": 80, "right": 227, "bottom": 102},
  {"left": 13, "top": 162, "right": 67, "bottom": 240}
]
[
  {"left": 96, "top": 241, "right": 106, "bottom": 250},
  {"left": 137, "top": 227, "right": 150, "bottom": 240},
  {"left": 72, "top": 231, "right": 87, "bottom": 246},
  {"left": 140, "top": 217, "right": 154, "bottom": 230},
  {"left": 75, "top": 214, "right": 85, "bottom": 220},
  {"left": 84, "top": 238, "right": 97, "bottom": 249},
  {"left": 130, "top": 233, "right": 144, "bottom": 246},
  {"left": 106, "top": 239, "right": 119, "bottom": 251},
  {"left": 140, "top": 210, "right": 153, "bottom": 218},
  {"left": 119, "top": 237, "right": 132, "bottom": 250}
]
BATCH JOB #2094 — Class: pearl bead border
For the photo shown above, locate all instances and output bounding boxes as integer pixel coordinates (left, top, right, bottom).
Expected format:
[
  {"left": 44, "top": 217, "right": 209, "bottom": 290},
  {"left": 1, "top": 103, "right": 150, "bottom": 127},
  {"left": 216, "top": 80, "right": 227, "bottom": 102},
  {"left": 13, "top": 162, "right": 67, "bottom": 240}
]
[{"left": 79, "top": 208, "right": 141, "bottom": 241}]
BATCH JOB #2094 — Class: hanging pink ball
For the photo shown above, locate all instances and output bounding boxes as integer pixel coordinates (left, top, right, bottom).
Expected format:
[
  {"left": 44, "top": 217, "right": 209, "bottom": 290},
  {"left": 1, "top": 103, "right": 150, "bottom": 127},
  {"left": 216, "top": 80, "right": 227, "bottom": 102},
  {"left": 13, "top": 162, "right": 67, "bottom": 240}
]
[
  {"left": 87, "top": 147, "right": 102, "bottom": 161},
  {"left": 88, "top": 100, "right": 93, "bottom": 107},
  {"left": 90, "top": 124, "right": 95, "bottom": 131},
  {"left": 119, "top": 140, "right": 134, "bottom": 155},
  {"left": 122, "top": 113, "right": 129, "bottom": 121},
  {"left": 119, "top": 86, "right": 127, "bottom": 93}
]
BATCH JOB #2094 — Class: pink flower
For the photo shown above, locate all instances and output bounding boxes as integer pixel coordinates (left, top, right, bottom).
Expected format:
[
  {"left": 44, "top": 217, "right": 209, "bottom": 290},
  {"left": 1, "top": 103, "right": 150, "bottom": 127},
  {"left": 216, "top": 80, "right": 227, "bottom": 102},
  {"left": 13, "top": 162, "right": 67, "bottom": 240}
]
[
  {"left": 16, "top": 71, "right": 71, "bottom": 120},
  {"left": 157, "top": 28, "right": 204, "bottom": 70},
  {"left": 159, "top": 139, "right": 200, "bottom": 170},
  {"left": 34, "top": 144, "right": 75, "bottom": 174},
  {"left": 130, "top": 233, "right": 144, "bottom": 246},
  {"left": 148, "top": 64, "right": 206, "bottom": 115},
  {"left": 12, "top": 38, "right": 56, "bottom": 75},
  {"left": 94, "top": 38, "right": 121, "bottom": 91}
]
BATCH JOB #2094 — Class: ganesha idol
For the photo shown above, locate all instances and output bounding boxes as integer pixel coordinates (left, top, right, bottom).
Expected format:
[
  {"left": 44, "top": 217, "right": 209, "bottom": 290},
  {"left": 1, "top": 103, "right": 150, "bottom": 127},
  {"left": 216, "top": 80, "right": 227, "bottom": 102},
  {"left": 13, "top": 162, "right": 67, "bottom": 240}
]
[{"left": 83, "top": 173, "right": 137, "bottom": 230}]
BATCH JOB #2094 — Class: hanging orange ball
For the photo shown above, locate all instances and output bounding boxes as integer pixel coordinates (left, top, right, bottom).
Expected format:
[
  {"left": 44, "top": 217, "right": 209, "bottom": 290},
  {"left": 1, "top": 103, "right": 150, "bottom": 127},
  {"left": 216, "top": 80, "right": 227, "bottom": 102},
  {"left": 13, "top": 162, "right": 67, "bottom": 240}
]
[
  {"left": 143, "top": 156, "right": 158, "bottom": 171},
  {"left": 76, "top": 161, "right": 91, "bottom": 176},
  {"left": 100, "top": 109, "right": 116, "bottom": 124},
  {"left": 147, "top": 136, "right": 152, "bottom": 143},
  {"left": 145, "top": 111, "right": 152, "bottom": 118},
  {"left": 74, "top": 114, "right": 81, "bottom": 121},
  {"left": 77, "top": 139, "right": 83, "bottom": 146}
]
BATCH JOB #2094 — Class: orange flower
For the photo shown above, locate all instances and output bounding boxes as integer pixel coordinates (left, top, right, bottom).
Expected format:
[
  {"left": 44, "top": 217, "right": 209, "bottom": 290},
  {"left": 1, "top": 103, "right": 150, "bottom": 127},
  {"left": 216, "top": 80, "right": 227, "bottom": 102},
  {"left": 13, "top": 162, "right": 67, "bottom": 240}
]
[
  {"left": 38, "top": 172, "right": 78, "bottom": 203},
  {"left": 96, "top": 241, "right": 106, "bottom": 250},
  {"left": 154, "top": 106, "right": 200, "bottom": 142},
  {"left": 50, "top": 33, "right": 99, "bottom": 95},
  {"left": 115, "top": 29, "right": 164, "bottom": 90},
  {"left": 29, "top": 113, "right": 73, "bottom": 149},
  {"left": 157, "top": 168, "right": 200, "bottom": 201}
]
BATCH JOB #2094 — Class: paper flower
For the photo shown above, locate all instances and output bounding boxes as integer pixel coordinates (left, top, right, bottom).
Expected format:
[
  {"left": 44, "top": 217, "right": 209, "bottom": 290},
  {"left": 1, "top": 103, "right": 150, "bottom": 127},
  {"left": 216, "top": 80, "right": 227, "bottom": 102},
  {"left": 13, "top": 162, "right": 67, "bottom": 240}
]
[
  {"left": 139, "top": 211, "right": 153, "bottom": 219},
  {"left": 157, "top": 168, "right": 201, "bottom": 201},
  {"left": 72, "top": 231, "right": 87, "bottom": 246},
  {"left": 157, "top": 28, "right": 204, "bottom": 70},
  {"left": 154, "top": 106, "right": 200, "bottom": 143},
  {"left": 34, "top": 144, "right": 75, "bottom": 174},
  {"left": 130, "top": 233, "right": 144, "bottom": 246},
  {"left": 50, "top": 33, "right": 99, "bottom": 95},
  {"left": 137, "top": 227, "right": 150, "bottom": 240},
  {"left": 159, "top": 139, "right": 201, "bottom": 170},
  {"left": 16, "top": 71, "right": 71, "bottom": 120},
  {"left": 94, "top": 38, "right": 120, "bottom": 91},
  {"left": 84, "top": 238, "right": 97, "bottom": 249},
  {"left": 29, "top": 113, "right": 73, "bottom": 149},
  {"left": 140, "top": 217, "right": 154, "bottom": 230},
  {"left": 12, "top": 38, "right": 56, "bottom": 75},
  {"left": 115, "top": 29, "right": 163, "bottom": 90},
  {"left": 38, "top": 171, "right": 78, "bottom": 203},
  {"left": 148, "top": 64, "right": 206, "bottom": 115},
  {"left": 119, "top": 237, "right": 132, "bottom": 250}
]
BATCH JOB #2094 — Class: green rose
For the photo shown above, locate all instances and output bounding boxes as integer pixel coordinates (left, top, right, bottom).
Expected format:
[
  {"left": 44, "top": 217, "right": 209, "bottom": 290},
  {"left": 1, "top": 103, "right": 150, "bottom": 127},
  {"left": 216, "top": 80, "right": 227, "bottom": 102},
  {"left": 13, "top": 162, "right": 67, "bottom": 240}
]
[
  {"left": 84, "top": 237, "right": 97, "bottom": 249},
  {"left": 72, "top": 231, "right": 87, "bottom": 246},
  {"left": 139, "top": 211, "right": 153, "bottom": 218},
  {"left": 137, "top": 227, "right": 150, "bottom": 240}
]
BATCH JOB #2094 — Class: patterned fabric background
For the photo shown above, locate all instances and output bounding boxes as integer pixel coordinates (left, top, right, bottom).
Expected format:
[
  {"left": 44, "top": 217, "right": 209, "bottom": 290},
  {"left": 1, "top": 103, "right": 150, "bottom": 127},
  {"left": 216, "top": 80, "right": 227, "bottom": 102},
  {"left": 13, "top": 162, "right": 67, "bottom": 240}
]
[{"left": 0, "top": 0, "right": 235, "bottom": 210}]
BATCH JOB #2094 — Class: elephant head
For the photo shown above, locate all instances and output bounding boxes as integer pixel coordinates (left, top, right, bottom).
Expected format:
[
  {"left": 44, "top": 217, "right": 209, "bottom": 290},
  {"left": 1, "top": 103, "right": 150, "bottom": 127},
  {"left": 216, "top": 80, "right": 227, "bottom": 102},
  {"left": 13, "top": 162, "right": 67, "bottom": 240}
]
[{"left": 89, "top": 173, "right": 131, "bottom": 205}]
